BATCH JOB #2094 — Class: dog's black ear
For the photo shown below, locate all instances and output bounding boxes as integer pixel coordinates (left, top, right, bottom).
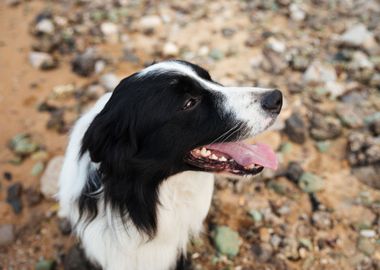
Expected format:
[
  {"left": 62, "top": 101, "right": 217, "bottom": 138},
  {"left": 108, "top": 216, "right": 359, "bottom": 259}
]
[{"left": 80, "top": 79, "right": 138, "bottom": 163}]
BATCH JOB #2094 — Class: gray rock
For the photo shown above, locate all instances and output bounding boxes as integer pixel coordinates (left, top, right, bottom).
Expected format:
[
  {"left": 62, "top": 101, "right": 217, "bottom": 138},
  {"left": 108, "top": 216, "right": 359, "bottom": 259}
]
[
  {"left": 0, "top": 224, "right": 15, "bottom": 247},
  {"left": 40, "top": 156, "right": 64, "bottom": 198},
  {"left": 336, "top": 105, "right": 363, "bottom": 128},
  {"left": 25, "top": 187, "right": 42, "bottom": 206},
  {"left": 347, "top": 132, "right": 380, "bottom": 166},
  {"left": 286, "top": 161, "right": 304, "bottom": 183},
  {"left": 310, "top": 114, "right": 342, "bottom": 141},
  {"left": 266, "top": 37, "right": 286, "bottom": 53},
  {"left": 6, "top": 183, "right": 23, "bottom": 214},
  {"left": 35, "top": 260, "right": 55, "bottom": 270},
  {"left": 9, "top": 133, "right": 39, "bottom": 156},
  {"left": 312, "top": 211, "right": 332, "bottom": 229},
  {"left": 100, "top": 22, "right": 119, "bottom": 43},
  {"left": 212, "top": 226, "right": 241, "bottom": 257},
  {"left": 31, "top": 162, "right": 45, "bottom": 176},
  {"left": 299, "top": 172, "right": 324, "bottom": 193},
  {"left": 29, "top": 51, "right": 57, "bottom": 70},
  {"left": 139, "top": 15, "right": 162, "bottom": 33},
  {"left": 339, "top": 24, "right": 376, "bottom": 48},
  {"left": 303, "top": 60, "right": 337, "bottom": 84},
  {"left": 162, "top": 42, "right": 179, "bottom": 57},
  {"left": 35, "top": 19, "right": 55, "bottom": 35},
  {"left": 289, "top": 3, "right": 306, "bottom": 21},
  {"left": 350, "top": 51, "right": 374, "bottom": 70},
  {"left": 251, "top": 243, "right": 273, "bottom": 262},
  {"left": 72, "top": 48, "right": 97, "bottom": 77},
  {"left": 370, "top": 119, "right": 380, "bottom": 136},
  {"left": 99, "top": 73, "right": 120, "bottom": 92},
  {"left": 353, "top": 166, "right": 380, "bottom": 190},
  {"left": 357, "top": 237, "right": 375, "bottom": 256},
  {"left": 284, "top": 113, "right": 307, "bottom": 144},
  {"left": 261, "top": 48, "right": 288, "bottom": 74}
]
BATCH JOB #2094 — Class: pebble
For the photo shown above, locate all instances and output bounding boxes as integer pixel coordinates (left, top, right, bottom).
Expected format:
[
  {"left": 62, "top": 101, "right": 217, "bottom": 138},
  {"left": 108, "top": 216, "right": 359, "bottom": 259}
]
[
  {"left": 0, "top": 224, "right": 15, "bottom": 247},
  {"left": 266, "top": 37, "right": 286, "bottom": 53},
  {"left": 357, "top": 237, "right": 375, "bottom": 256},
  {"left": 351, "top": 51, "right": 374, "bottom": 70},
  {"left": 46, "top": 109, "right": 66, "bottom": 133},
  {"left": 261, "top": 48, "right": 288, "bottom": 74},
  {"left": 360, "top": 229, "right": 376, "bottom": 238},
  {"left": 6, "top": 183, "right": 23, "bottom": 214},
  {"left": 99, "top": 73, "right": 120, "bottom": 92},
  {"left": 71, "top": 48, "right": 97, "bottom": 77},
  {"left": 40, "top": 156, "right": 64, "bottom": 198},
  {"left": 309, "top": 114, "right": 342, "bottom": 141},
  {"left": 9, "top": 133, "right": 39, "bottom": 156},
  {"left": 347, "top": 132, "right": 380, "bottom": 166},
  {"left": 303, "top": 60, "right": 337, "bottom": 84},
  {"left": 31, "top": 162, "right": 45, "bottom": 176},
  {"left": 29, "top": 51, "right": 57, "bottom": 70},
  {"left": 312, "top": 211, "right": 332, "bottom": 230},
  {"left": 251, "top": 243, "right": 273, "bottom": 262},
  {"left": 248, "top": 210, "right": 263, "bottom": 223},
  {"left": 139, "top": 15, "right": 162, "bottom": 33},
  {"left": 4, "top": 171, "right": 13, "bottom": 181},
  {"left": 284, "top": 112, "right": 307, "bottom": 144},
  {"left": 212, "top": 226, "right": 241, "bottom": 257},
  {"left": 58, "top": 218, "right": 72, "bottom": 235},
  {"left": 52, "top": 84, "right": 76, "bottom": 99},
  {"left": 35, "top": 260, "right": 55, "bottom": 270},
  {"left": 353, "top": 166, "right": 380, "bottom": 190},
  {"left": 315, "top": 141, "right": 330, "bottom": 153},
  {"left": 339, "top": 24, "right": 375, "bottom": 48},
  {"left": 25, "top": 187, "right": 43, "bottom": 206},
  {"left": 370, "top": 119, "right": 380, "bottom": 136},
  {"left": 286, "top": 161, "right": 304, "bottom": 183},
  {"left": 299, "top": 172, "right": 324, "bottom": 193},
  {"left": 35, "top": 19, "right": 55, "bottom": 35},
  {"left": 162, "top": 42, "right": 179, "bottom": 57},
  {"left": 336, "top": 105, "right": 363, "bottom": 128},
  {"left": 289, "top": 3, "right": 306, "bottom": 21},
  {"left": 100, "top": 22, "right": 119, "bottom": 43}
]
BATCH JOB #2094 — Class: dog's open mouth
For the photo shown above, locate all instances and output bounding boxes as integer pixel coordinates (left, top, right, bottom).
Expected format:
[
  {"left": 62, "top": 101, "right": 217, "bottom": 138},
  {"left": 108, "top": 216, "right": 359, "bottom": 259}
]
[{"left": 185, "top": 141, "right": 277, "bottom": 176}]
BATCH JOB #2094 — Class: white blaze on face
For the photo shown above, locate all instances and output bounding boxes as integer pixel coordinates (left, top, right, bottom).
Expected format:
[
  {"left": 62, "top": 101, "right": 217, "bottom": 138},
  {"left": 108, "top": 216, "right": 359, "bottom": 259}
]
[{"left": 138, "top": 61, "right": 277, "bottom": 137}]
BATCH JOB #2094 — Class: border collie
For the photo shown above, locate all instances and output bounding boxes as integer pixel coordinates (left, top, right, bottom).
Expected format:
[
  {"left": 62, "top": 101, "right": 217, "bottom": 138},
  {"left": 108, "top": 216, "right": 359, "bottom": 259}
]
[{"left": 58, "top": 60, "right": 282, "bottom": 270}]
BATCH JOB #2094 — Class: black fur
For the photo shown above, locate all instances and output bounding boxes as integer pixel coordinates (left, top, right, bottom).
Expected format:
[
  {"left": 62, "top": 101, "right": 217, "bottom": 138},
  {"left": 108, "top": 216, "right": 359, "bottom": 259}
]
[{"left": 78, "top": 61, "right": 242, "bottom": 238}]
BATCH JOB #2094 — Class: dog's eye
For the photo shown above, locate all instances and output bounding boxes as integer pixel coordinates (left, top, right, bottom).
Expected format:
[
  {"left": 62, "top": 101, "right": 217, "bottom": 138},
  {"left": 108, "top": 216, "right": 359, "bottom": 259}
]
[{"left": 182, "top": 98, "right": 200, "bottom": 111}]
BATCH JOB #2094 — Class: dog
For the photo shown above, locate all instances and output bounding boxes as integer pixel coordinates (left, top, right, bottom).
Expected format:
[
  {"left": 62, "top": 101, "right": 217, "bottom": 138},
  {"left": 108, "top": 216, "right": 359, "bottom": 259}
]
[{"left": 58, "top": 60, "right": 282, "bottom": 270}]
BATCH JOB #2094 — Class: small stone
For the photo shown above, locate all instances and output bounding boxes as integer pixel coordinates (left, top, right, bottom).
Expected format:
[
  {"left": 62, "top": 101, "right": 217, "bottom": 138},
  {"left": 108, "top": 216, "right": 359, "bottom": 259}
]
[
  {"left": 336, "top": 105, "right": 363, "bottom": 128},
  {"left": 357, "top": 237, "right": 375, "bottom": 256},
  {"left": 0, "top": 224, "right": 15, "bottom": 247},
  {"left": 280, "top": 142, "right": 292, "bottom": 154},
  {"left": 58, "top": 218, "right": 72, "bottom": 235},
  {"left": 46, "top": 109, "right": 66, "bottom": 133},
  {"left": 364, "top": 112, "right": 380, "bottom": 125},
  {"left": 370, "top": 119, "right": 380, "bottom": 136},
  {"left": 315, "top": 141, "right": 330, "bottom": 153},
  {"left": 351, "top": 51, "right": 374, "bottom": 70},
  {"left": 284, "top": 113, "right": 307, "bottom": 144},
  {"left": 360, "top": 229, "right": 376, "bottom": 238},
  {"left": 299, "top": 172, "right": 324, "bottom": 193},
  {"left": 99, "top": 73, "right": 120, "bottom": 92},
  {"left": 324, "top": 81, "right": 346, "bottom": 98},
  {"left": 100, "top": 22, "right": 119, "bottom": 43},
  {"left": 303, "top": 60, "right": 337, "bottom": 84},
  {"left": 266, "top": 37, "right": 286, "bottom": 53},
  {"left": 290, "top": 54, "right": 310, "bottom": 71},
  {"left": 221, "top": 28, "right": 236, "bottom": 38},
  {"left": 31, "top": 162, "right": 45, "bottom": 176},
  {"left": 312, "top": 211, "right": 332, "bottom": 230},
  {"left": 347, "top": 132, "right": 380, "bottom": 166},
  {"left": 340, "top": 24, "right": 376, "bottom": 48},
  {"left": 6, "top": 183, "right": 23, "bottom": 214},
  {"left": 162, "top": 42, "right": 179, "bottom": 57},
  {"left": 248, "top": 210, "right": 263, "bottom": 223},
  {"left": 25, "top": 188, "right": 42, "bottom": 206},
  {"left": 310, "top": 114, "right": 342, "bottom": 141},
  {"left": 213, "top": 226, "right": 241, "bottom": 257},
  {"left": 268, "top": 180, "right": 287, "bottom": 195},
  {"left": 261, "top": 48, "right": 288, "bottom": 74},
  {"left": 35, "top": 19, "right": 55, "bottom": 35},
  {"left": 139, "top": 15, "right": 162, "bottom": 33},
  {"left": 29, "top": 52, "right": 57, "bottom": 70},
  {"left": 286, "top": 161, "right": 304, "bottom": 183},
  {"left": 3, "top": 171, "right": 12, "bottom": 181},
  {"left": 51, "top": 84, "right": 76, "bottom": 99},
  {"left": 35, "top": 259, "right": 55, "bottom": 270},
  {"left": 251, "top": 243, "right": 273, "bottom": 262},
  {"left": 289, "top": 3, "right": 306, "bottom": 21},
  {"left": 40, "top": 156, "right": 64, "bottom": 198},
  {"left": 71, "top": 48, "right": 97, "bottom": 77},
  {"left": 353, "top": 166, "right": 380, "bottom": 190},
  {"left": 9, "top": 133, "right": 39, "bottom": 156},
  {"left": 209, "top": 49, "right": 224, "bottom": 61}
]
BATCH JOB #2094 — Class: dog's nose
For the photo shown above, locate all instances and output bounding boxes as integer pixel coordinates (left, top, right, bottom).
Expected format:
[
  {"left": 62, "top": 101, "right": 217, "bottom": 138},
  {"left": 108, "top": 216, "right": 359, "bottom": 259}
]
[{"left": 261, "top": 89, "right": 283, "bottom": 114}]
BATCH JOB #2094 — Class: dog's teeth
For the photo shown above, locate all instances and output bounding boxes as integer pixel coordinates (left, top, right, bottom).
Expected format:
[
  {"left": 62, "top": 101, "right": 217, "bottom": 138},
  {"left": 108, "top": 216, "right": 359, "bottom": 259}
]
[
  {"left": 194, "top": 149, "right": 201, "bottom": 155},
  {"left": 210, "top": 154, "right": 218, "bottom": 160},
  {"left": 245, "top": 164, "right": 255, "bottom": 169},
  {"left": 200, "top": 148, "right": 210, "bottom": 157},
  {"left": 219, "top": 156, "right": 227, "bottom": 162}
]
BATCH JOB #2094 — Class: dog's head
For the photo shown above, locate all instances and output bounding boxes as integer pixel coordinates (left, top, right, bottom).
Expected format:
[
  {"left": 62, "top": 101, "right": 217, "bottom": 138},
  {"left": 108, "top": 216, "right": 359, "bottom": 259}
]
[
  {"left": 82, "top": 60, "right": 282, "bottom": 178},
  {"left": 80, "top": 60, "right": 282, "bottom": 236}
]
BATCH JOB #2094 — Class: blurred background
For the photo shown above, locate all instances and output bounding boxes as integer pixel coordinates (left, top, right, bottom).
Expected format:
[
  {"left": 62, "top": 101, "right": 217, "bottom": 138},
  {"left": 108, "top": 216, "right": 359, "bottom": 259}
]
[{"left": 0, "top": 0, "right": 379, "bottom": 269}]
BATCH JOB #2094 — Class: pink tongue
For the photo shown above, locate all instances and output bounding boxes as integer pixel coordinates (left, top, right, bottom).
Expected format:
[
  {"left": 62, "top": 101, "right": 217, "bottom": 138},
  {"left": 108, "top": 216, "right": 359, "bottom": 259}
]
[{"left": 206, "top": 142, "right": 278, "bottom": 170}]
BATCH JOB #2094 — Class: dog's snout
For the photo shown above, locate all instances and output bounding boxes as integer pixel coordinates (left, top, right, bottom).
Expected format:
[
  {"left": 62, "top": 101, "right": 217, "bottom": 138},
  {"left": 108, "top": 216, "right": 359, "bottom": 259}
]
[{"left": 261, "top": 89, "right": 282, "bottom": 114}]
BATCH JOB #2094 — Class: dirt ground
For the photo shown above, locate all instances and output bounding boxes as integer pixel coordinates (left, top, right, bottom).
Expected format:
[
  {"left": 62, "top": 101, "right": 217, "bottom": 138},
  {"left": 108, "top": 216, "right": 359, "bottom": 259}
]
[{"left": 0, "top": 0, "right": 379, "bottom": 269}]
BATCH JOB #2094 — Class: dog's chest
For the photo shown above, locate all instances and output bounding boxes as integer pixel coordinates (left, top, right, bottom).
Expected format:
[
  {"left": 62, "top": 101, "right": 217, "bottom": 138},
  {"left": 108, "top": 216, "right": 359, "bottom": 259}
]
[{"left": 155, "top": 171, "right": 215, "bottom": 245}]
